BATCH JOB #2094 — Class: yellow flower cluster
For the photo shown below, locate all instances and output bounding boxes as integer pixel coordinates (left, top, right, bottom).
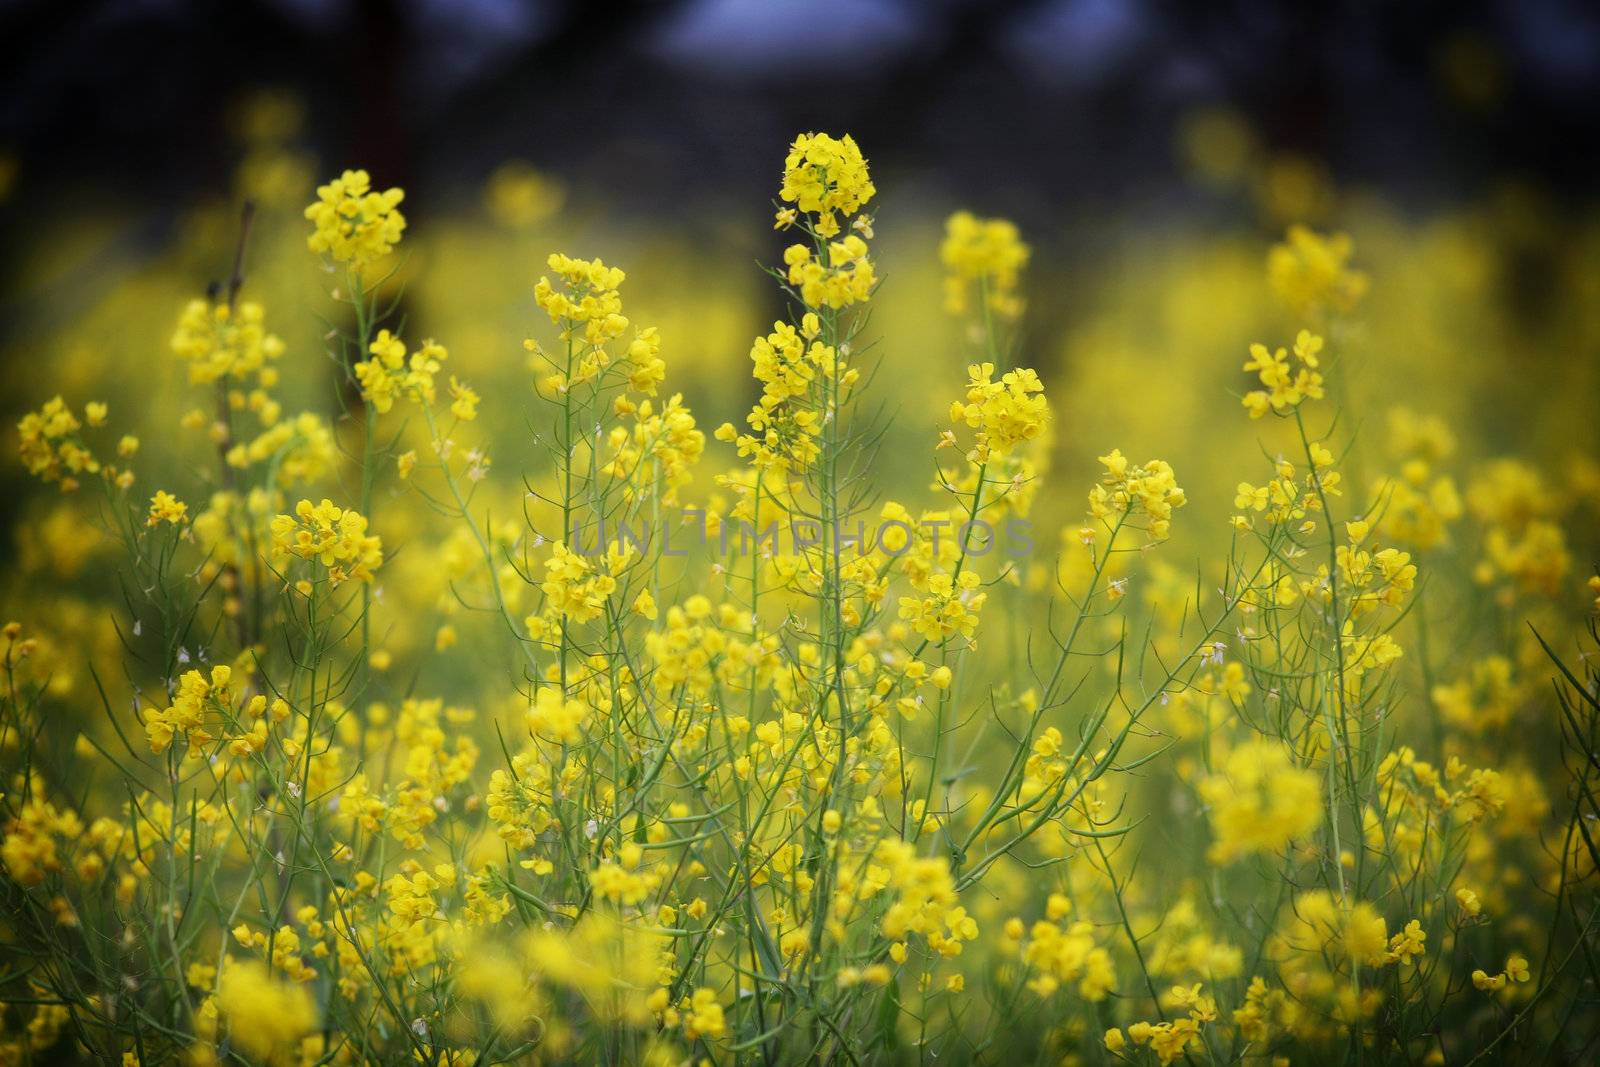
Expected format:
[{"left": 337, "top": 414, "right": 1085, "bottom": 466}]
[
  {"left": 532, "top": 542, "right": 619, "bottom": 630},
  {"left": 643, "top": 596, "right": 735, "bottom": 699},
  {"left": 1467, "top": 459, "right": 1572, "bottom": 599},
  {"left": 304, "top": 168, "right": 406, "bottom": 269},
  {"left": 1268, "top": 224, "right": 1368, "bottom": 319},
  {"left": 146, "top": 489, "right": 188, "bottom": 527},
  {"left": 1271, "top": 890, "right": 1420, "bottom": 972},
  {"left": 1088, "top": 448, "right": 1187, "bottom": 539},
  {"left": 947, "top": 362, "right": 1049, "bottom": 464},
  {"left": 1, "top": 798, "right": 87, "bottom": 887},
  {"left": 1232, "top": 452, "right": 1340, "bottom": 534},
  {"left": 623, "top": 326, "right": 666, "bottom": 396},
  {"left": 525, "top": 686, "right": 588, "bottom": 744},
  {"left": 897, "top": 569, "right": 986, "bottom": 644},
  {"left": 1373, "top": 406, "right": 1464, "bottom": 550},
  {"left": 782, "top": 234, "right": 877, "bottom": 309},
  {"left": 1242, "top": 328, "right": 1326, "bottom": 418},
  {"left": 1199, "top": 739, "right": 1323, "bottom": 864},
  {"left": 602, "top": 393, "right": 705, "bottom": 504},
  {"left": 143, "top": 667, "right": 223, "bottom": 755},
  {"left": 214, "top": 959, "right": 318, "bottom": 1064},
  {"left": 232, "top": 919, "right": 318, "bottom": 983},
  {"left": 533, "top": 251, "right": 629, "bottom": 345},
  {"left": 1010, "top": 895, "right": 1114, "bottom": 999},
  {"left": 772, "top": 132, "right": 878, "bottom": 311},
  {"left": 1473, "top": 953, "right": 1532, "bottom": 993},
  {"left": 718, "top": 314, "right": 855, "bottom": 475},
  {"left": 778, "top": 131, "right": 876, "bottom": 237},
  {"left": 169, "top": 299, "right": 285, "bottom": 385},
  {"left": 940, "top": 210, "right": 1030, "bottom": 320},
  {"left": 354, "top": 330, "right": 449, "bottom": 414},
  {"left": 1375, "top": 745, "right": 1507, "bottom": 833},
  {"left": 591, "top": 840, "right": 666, "bottom": 905},
  {"left": 1335, "top": 519, "right": 1417, "bottom": 608},
  {"left": 1431, "top": 654, "right": 1525, "bottom": 732},
  {"left": 1106, "top": 983, "right": 1219, "bottom": 1064},
  {"left": 872, "top": 839, "right": 979, "bottom": 958},
  {"left": 17, "top": 396, "right": 107, "bottom": 491},
  {"left": 269, "top": 498, "right": 383, "bottom": 587}
]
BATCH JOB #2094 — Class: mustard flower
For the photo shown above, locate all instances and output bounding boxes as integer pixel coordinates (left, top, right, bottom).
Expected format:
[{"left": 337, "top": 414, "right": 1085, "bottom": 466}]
[
  {"left": 1088, "top": 448, "right": 1187, "bottom": 539},
  {"left": 1199, "top": 739, "right": 1323, "bottom": 864},
  {"left": 779, "top": 131, "right": 876, "bottom": 237},
  {"left": 304, "top": 168, "right": 406, "bottom": 269},
  {"left": 533, "top": 252, "right": 629, "bottom": 347},
  {"left": 215, "top": 960, "right": 318, "bottom": 1062},
  {"left": 17, "top": 396, "right": 100, "bottom": 491},
  {"left": 782, "top": 236, "right": 877, "bottom": 309},
  {"left": 1267, "top": 224, "right": 1368, "bottom": 319},
  {"left": 1241, "top": 329, "right": 1326, "bottom": 418},
  {"left": 269, "top": 498, "right": 383, "bottom": 587},
  {"left": 940, "top": 211, "right": 1030, "bottom": 320},
  {"left": 170, "top": 299, "right": 284, "bottom": 385},
  {"left": 146, "top": 490, "right": 189, "bottom": 527},
  {"left": 948, "top": 362, "right": 1049, "bottom": 463}
]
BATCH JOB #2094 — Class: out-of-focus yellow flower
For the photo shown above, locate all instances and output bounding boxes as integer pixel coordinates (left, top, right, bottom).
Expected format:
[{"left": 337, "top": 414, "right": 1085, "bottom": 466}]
[{"left": 940, "top": 211, "right": 1030, "bottom": 320}]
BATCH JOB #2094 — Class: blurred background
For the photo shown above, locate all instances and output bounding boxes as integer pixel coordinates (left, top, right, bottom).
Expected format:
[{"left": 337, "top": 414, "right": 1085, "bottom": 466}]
[{"left": 2, "top": 0, "right": 1599, "bottom": 568}]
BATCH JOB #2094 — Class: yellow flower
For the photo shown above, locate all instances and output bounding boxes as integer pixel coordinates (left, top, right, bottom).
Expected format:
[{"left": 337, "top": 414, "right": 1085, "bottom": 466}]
[
  {"left": 1267, "top": 225, "right": 1367, "bottom": 319},
  {"left": 483, "top": 160, "right": 565, "bottom": 229},
  {"left": 1472, "top": 968, "right": 1507, "bottom": 992},
  {"left": 534, "top": 252, "right": 629, "bottom": 347},
  {"left": 682, "top": 987, "right": 726, "bottom": 1041},
  {"left": 354, "top": 332, "right": 449, "bottom": 414},
  {"left": 1386, "top": 918, "right": 1426, "bottom": 966},
  {"left": 1241, "top": 330, "right": 1326, "bottom": 418},
  {"left": 215, "top": 959, "right": 317, "bottom": 1062},
  {"left": 171, "top": 299, "right": 285, "bottom": 385},
  {"left": 269, "top": 498, "right": 383, "bottom": 587},
  {"left": 448, "top": 376, "right": 479, "bottom": 421},
  {"left": 526, "top": 687, "right": 588, "bottom": 744},
  {"left": 17, "top": 396, "right": 101, "bottom": 490},
  {"left": 940, "top": 211, "right": 1030, "bottom": 320},
  {"left": 779, "top": 132, "right": 876, "bottom": 237},
  {"left": 304, "top": 168, "right": 406, "bottom": 269},
  {"left": 1087, "top": 449, "right": 1187, "bottom": 540},
  {"left": 146, "top": 490, "right": 189, "bottom": 527},
  {"left": 948, "top": 362, "right": 1049, "bottom": 463},
  {"left": 1199, "top": 740, "right": 1322, "bottom": 864}
]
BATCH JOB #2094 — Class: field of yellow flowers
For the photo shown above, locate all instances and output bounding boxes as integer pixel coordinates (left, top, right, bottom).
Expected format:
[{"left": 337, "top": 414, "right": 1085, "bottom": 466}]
[{"left": 3, "top": 125, "right": 1599, "bottom": 1066}]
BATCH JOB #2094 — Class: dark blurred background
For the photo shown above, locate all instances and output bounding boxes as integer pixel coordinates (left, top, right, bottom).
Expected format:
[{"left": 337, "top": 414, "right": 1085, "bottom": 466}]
[{"left": 2, "top": 0, "right": 1598, "bottom": 229}]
